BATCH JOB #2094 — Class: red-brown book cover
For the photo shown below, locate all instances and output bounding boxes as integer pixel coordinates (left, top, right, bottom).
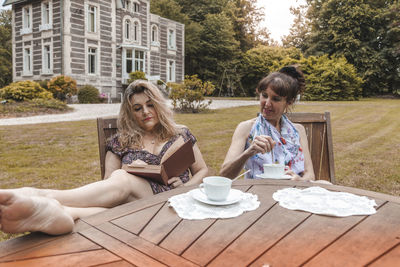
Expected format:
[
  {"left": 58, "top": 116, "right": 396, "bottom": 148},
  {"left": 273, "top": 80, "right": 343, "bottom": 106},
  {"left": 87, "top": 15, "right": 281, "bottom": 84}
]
[{"left": 122, "top": 136, "right": 194, "bottom": 185}]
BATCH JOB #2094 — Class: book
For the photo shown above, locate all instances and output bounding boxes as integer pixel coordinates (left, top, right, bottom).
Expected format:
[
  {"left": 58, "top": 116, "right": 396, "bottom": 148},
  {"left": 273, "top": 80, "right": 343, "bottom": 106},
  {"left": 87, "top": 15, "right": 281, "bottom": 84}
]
[{"left": 122, "top": 136, "right": 195, "bottom": 186}]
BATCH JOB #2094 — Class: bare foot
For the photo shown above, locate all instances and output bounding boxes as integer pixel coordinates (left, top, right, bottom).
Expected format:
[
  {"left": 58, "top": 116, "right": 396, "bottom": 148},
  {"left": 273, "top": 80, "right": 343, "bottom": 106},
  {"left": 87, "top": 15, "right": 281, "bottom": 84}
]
[{"left": 0, "top": 191, "right": 74, "bottom": 235}]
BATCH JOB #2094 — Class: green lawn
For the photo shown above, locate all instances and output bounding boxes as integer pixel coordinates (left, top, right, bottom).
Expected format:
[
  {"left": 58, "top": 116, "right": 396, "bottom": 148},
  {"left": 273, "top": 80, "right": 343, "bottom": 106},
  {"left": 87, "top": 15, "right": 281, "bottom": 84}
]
[{"left": 1, "top": 98, "right": 399, "bottom": 241}]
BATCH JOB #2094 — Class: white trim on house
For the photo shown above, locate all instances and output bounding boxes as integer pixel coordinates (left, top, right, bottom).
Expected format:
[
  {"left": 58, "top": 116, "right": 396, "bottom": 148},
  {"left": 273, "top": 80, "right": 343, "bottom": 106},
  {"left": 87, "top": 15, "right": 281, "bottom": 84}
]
[
  {"left": 151, "top": 24, "right": 159, "bottom": 46},
  {"left": 20, "top": 4, "right": 32, "bottom": 35},
  {"left": 167, "top": 59, "right": 176, "bottom": 82},
  {"left": 22, "top": 45, "right": 33, "bottom": 76},
  {"left": 41, "top": 41, "right": 53, "bottom": 75},
  {"left": 85, "top": 1, "right": 100, "bottom": 39},
  {"left": 167, "top": 27, "right": 176, "bottom": 50},
  {"left": 121, "top": 48, "right": 147, "bottom": 83},
  {"left": 39, "top": 0, "right": 53, "bottom": 32}
]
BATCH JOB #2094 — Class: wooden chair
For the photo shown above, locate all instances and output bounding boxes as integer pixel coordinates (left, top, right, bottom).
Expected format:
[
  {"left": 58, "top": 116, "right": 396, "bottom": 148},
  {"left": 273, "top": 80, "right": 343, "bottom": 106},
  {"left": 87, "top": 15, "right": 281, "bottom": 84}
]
[
  {"left": 97, "top": 112, "right": 335, "bottom": 183},
  {"left": 286, "top": 112, "right": 335, "bottom": 183},
  {"left": 97, "top": 116, "right": 118, "bottom": 179}
]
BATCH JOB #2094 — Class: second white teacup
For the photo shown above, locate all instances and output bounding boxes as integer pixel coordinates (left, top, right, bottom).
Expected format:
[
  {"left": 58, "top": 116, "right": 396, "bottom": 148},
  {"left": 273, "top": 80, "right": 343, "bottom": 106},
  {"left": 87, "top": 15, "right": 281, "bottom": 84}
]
[
  {"left": 199, "top": 176, "right": 232, "bottom": 201},
  {"left": 263, "top": 163, "right": 285, "bottom": 178}
]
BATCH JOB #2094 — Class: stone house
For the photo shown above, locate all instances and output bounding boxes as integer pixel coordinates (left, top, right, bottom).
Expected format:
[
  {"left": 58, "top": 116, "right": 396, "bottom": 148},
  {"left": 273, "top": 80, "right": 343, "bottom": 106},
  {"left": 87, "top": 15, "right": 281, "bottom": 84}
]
[{"left": 2, "top": 0, "right": 185, "bottom": 100}]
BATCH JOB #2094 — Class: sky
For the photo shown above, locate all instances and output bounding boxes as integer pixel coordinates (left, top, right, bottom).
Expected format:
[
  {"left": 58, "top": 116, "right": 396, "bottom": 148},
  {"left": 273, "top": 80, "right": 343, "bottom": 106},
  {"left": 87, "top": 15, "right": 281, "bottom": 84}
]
[
  {"left": 256, "top": 0, "right": 306, "bottom": 43},
  {"left": 1, "top": 0, "right": 305, "bottom": 43}
]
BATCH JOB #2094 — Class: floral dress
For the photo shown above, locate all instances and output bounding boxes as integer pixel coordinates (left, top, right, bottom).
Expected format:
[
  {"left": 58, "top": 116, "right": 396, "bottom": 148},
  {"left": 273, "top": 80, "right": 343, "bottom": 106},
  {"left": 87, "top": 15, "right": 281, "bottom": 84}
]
[{"left": 106, "top": 128, "right": 197, "bottom": 194}]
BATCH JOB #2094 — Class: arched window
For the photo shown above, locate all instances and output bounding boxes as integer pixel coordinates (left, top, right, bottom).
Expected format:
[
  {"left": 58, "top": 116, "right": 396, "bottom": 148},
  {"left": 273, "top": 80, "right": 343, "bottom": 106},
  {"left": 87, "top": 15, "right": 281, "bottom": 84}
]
[
  {"left": 151, "top": 25, "right": 158, "bottom": 44},
  {"left": 125, "top": 19, "right": 130, "bottom": 40}
]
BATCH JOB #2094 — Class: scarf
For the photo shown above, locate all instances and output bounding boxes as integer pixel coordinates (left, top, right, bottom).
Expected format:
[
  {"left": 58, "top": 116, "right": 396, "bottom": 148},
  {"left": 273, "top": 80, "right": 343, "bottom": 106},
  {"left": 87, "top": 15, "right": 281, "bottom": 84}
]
[{"left": 244, "top": 114, "right": 305, "bottom": 178}]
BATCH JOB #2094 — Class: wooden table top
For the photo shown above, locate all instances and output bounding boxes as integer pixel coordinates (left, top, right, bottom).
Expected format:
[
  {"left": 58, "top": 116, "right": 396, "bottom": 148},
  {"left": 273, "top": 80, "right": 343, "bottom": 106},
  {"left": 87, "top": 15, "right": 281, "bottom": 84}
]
[{"left": 1, "top": 179, "right": 400, "bottom": 266}]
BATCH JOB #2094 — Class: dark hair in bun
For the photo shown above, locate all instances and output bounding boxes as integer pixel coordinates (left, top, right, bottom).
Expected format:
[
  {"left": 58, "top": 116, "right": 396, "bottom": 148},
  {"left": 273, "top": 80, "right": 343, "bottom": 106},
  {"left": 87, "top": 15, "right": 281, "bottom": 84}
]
[{"left": 256, "top": 65, "right": 305, "bottom": 104}]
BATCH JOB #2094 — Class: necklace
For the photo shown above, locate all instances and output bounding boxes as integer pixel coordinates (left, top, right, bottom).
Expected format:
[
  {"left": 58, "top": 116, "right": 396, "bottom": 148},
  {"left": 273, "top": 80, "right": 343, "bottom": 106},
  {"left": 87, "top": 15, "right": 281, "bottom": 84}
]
[{"left": 142, "top": 135, "right": 156, "bottom": 149}]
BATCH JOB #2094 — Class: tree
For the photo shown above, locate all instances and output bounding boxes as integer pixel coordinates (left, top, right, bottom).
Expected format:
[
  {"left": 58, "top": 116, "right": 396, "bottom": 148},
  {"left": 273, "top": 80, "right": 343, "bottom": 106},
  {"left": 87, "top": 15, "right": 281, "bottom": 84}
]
[
  {"left": 196, "top": 13, "right": 240, "bottom": 84},
  {"left": 240, "top": 46, "right": 302, "bottom": 95},
  {"left": 282, "top": 4, "right": 311, "bottom": 51},
  {"left": 303, "top": 0, "right": 399, "bottom": 96},
  {"left": 226, "top": 0, "right": 270, "bottom": 51},
  {"left": 0, "top": 9, "right": 12, "bottom": 88}
]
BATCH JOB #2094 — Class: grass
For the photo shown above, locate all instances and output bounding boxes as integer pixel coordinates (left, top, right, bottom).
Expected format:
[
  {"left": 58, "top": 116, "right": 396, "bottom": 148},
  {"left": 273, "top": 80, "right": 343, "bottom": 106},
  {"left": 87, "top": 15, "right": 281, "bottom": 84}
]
[{"left": 1, "top": 98, "right": 399, "bottom": 241}]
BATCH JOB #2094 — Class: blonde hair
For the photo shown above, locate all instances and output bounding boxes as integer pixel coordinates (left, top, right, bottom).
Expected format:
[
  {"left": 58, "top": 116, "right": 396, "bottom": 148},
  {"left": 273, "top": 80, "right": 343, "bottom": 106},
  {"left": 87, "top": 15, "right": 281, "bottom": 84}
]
[{"left": 117, "top": 80, "right": 178, "bottom": 149}]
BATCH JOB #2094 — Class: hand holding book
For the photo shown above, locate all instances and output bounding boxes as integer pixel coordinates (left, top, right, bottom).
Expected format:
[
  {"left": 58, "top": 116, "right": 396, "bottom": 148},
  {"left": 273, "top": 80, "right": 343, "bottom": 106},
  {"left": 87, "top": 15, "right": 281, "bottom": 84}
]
[{"left": 122, "top": 136, "right": 195, "bottom": 185}]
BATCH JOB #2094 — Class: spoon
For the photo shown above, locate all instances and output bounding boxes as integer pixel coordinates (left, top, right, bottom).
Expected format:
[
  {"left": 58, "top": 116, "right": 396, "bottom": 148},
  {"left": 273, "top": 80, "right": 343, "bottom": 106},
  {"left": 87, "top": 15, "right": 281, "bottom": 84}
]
[{"left": 232, "top": 170, "right": 251, "bottom": 182}]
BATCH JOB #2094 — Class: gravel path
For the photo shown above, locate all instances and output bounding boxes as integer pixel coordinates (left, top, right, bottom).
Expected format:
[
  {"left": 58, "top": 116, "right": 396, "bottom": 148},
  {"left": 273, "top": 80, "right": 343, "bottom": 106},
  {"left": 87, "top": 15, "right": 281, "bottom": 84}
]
[{"left": 0, "top": 99, "right": 259, "bottom": 126}]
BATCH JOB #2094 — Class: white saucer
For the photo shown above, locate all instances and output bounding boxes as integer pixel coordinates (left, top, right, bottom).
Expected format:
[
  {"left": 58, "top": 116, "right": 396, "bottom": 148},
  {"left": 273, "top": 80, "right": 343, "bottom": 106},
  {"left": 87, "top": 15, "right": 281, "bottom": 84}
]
[
  {"left": 256, "top": 173, "right": 292, "bottom": 180},
  {"left": 190, "top": 188, "right": 243, "bottom": 206}
]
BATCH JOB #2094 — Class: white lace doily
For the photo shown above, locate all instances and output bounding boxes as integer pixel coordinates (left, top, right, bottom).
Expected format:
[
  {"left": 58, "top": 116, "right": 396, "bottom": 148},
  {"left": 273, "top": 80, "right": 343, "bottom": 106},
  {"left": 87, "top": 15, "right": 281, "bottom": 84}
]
[
  {"left": 273, "top": 186, "right": 377, "bottom": 217},
  {"left": 168, "top": 189, "right": 260, "bottom": 220}
]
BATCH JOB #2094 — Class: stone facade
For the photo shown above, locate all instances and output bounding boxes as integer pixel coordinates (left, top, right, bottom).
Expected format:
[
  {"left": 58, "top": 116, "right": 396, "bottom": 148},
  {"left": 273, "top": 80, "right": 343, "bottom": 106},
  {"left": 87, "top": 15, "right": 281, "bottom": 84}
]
[{"left": 5, "top": 0, "right": 184, "bottom": 99}]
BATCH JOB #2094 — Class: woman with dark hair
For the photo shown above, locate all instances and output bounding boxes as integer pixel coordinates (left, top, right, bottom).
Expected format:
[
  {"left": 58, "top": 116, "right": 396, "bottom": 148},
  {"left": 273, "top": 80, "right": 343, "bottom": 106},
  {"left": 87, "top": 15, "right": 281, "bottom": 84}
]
[
  {"left": 219, "top": 66, "right": 315, "bottom": 181},
  {"left": 0, "top": 80, "right": 208, "bottom": 235}
]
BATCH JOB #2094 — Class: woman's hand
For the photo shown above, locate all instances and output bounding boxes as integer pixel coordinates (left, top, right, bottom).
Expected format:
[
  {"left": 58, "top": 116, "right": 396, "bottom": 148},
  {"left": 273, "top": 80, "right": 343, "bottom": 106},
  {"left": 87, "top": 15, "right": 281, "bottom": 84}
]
[
  {"left": 247, "top": 135, "right": 276, "bottom": 156},
  {"left": 168, "top": 177, "right": 184, "bottom": 188},
  {"left": 285, "top": 169, "right": 302, "bottom": 181},
  {"left": 131, "top": 159, "right": 147, "bottom": 165}
]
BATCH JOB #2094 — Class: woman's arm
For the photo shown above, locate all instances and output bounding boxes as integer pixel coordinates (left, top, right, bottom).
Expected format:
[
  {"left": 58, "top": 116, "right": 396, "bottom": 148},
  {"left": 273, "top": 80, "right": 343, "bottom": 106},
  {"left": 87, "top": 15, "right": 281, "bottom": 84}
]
[
  {"left": 104, "top": 151, "right": 122, "bottom": 179},
  {"left": 286, "top": 124, "right": 315, "bottom": 181},
  {"left": 183, "top": 143, "right": 208, "bottom": 186},
  {"left": 219, "top": 120, "right": 275, "bottom": 179}
]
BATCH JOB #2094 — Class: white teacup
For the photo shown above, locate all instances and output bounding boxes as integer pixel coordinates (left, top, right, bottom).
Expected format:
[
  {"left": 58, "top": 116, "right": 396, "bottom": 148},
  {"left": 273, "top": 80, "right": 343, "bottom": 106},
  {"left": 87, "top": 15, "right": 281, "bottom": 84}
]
[
  {"left": 263, "top": 163, "right": 285, "bottom": 178},
  {"left": 199, "top": 176, "right": 232, "bottom": 201}
]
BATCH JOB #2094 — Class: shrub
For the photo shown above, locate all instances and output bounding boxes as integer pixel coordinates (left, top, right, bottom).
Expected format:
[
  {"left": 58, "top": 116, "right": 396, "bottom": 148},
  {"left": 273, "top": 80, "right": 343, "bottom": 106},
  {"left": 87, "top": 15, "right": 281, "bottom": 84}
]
[
  {"left": 297, "top": 55, "right": 363, "bottom": 101},
  {"left": 78, "top": 85, "right": 101, "bottom": 103},
  {"left": 169, "top": 75, "right": 215, "bottom": 113},
  {"left": 47, "top": 75, "right": 78, "bottom": 101},
  {"left": 29, "top": 98, "right": 69, "bottom": 110},
  {"left": 37, "top": 79, "right": 50, "bottom": 90},
  {"left": 241, "top": 46, "right": 302, "bottom": 96},
  {"left": 128, "top": 71, "right": 147, "bottom": 84},
  {"left": 0, "top": 81, "right": 52, "bottom": 101}
]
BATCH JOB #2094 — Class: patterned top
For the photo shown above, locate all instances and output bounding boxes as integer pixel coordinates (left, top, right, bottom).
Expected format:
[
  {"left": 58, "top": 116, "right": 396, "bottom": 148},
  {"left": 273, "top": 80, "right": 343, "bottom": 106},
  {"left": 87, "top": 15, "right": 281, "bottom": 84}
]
[
  {"left": 244, "top": 114, "right": 305, "bottom": 178},
  {"left": 106, "top": 128, "right": 197, "bottom": 194}
]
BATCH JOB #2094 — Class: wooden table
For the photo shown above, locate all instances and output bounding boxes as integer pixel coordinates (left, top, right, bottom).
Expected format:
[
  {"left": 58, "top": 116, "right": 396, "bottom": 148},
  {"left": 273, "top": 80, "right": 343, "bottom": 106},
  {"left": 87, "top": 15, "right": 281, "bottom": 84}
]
[{"left": 1, "top": 180, "right": 400, "bottom": 266}]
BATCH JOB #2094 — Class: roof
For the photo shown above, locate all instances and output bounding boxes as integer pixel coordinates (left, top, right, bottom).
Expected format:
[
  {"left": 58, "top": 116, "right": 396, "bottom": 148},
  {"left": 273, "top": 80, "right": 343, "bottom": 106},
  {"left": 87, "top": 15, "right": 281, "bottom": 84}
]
[{"left": 3, "top": 0, "right": 28, "bottom": 6}]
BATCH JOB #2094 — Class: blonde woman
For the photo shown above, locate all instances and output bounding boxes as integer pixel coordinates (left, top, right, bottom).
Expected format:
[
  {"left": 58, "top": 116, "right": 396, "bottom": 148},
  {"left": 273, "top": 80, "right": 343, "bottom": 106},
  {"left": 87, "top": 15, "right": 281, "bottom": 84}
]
[{"left": 0, "top": 80, "right": 208, "bottom": 235}]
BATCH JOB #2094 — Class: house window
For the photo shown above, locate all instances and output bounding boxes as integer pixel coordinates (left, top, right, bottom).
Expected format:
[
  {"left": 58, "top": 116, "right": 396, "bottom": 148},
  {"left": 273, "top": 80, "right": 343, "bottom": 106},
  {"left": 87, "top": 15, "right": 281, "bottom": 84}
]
[
  {"left": 40, "top": 1, "right": 53, "bottom": 31},
  {"left": 23, "top": 47, "right": 32, "bottom": 74},
  {"left": 125, "top": 49, "right": 145, "bottom": 76},
  {"left": 87, "top": 5, "right": 97, "bottom": 33},
  {"left": 168, "top": 29, "right": 176, "bottom": 49},
  {"left": 151, "top": 25, "right": 158, "bottom": 44},
  {"left": 125, "top": 19, "right": 131, "bottom": 40},
  {"left": 167, "top": 60, "right": 175, "bottom": 82},
  {"left": 125, "top": 0, "right": 131, "bottom": 12},
  {"left": 126, "top": 49, "right": 133, "bottom": 74},
  {"left": 88, "top": 47, "right": 97, "bottom": 74},
  {"left": 21, "top": 6, "right": 32, "bottom": 34},
  {"left": 42, "top": 45, "right": 52, "bottom": 73},
  {"left": 133, "top": 21, "right": 139, "bottom": 42},
  {"left": 133, "top": 2, "right": 139, "bottom": 12},
  {"left": 135, "top": 50, "right": 145, "bottom": 72},
  {"left": 43, "top": 2, "right": 50, "bottom": 24}
]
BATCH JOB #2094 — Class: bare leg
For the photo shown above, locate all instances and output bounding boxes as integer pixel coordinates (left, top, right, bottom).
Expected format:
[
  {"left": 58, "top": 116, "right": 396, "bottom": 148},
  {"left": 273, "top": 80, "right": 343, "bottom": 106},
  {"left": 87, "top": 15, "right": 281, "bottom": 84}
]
[
  {"left": 0, "top": 190, "right": 74, "bottom": 235},
  {"left": 13, "top": 170, "right": 153, "bottom": 208},
  {"left": 64, "top": 206, "right": 107, "bottom": 220}
]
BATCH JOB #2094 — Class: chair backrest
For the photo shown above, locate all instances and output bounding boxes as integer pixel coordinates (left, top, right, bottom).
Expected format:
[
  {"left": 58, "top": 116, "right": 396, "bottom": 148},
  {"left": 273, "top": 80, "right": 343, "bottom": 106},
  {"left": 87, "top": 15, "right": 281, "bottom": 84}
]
[
  {"left": 97, "top": 112, "right": 335, "bottom": 182},
  {"left": 286, "top": 112, "right": 335, "bottom": 183},
  {"left": 97, "top": 116, "right": 118, "bottom": 179}
]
